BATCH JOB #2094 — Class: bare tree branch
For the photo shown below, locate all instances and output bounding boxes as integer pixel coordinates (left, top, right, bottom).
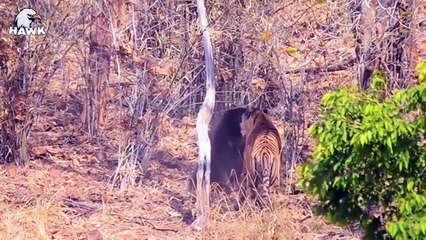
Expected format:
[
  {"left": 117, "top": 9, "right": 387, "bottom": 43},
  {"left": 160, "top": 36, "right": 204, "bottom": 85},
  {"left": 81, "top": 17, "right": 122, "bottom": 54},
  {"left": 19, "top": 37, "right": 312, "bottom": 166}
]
[{"left": 192, "top": 0, "right": 216, "bottom": 231}]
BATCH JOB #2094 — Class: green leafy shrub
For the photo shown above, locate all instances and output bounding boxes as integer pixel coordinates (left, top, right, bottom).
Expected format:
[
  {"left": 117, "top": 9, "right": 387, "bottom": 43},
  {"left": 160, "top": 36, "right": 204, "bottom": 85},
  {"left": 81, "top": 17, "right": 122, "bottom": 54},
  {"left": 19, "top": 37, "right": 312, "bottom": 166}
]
[{"left": 298, "top": 63, "right": 426, "bottom": 240}]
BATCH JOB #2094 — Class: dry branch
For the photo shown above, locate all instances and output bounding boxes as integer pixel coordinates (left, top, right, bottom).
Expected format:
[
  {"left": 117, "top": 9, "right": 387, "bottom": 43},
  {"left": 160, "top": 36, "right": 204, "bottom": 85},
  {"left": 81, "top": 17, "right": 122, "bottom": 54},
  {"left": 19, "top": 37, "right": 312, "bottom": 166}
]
[
  {"left": 192, "top": 0, "right": 216, "bottom": 231},
  {"left": 284, "top": 58, "right": 356, "bottom": 75}
]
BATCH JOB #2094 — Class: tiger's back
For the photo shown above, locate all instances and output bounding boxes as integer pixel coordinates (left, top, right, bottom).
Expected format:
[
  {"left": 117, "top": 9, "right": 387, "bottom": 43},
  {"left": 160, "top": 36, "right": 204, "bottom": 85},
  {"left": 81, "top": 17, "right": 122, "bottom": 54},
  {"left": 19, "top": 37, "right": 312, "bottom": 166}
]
[{"left": 241, "top": 108, "right": 282, "bottom": 206}]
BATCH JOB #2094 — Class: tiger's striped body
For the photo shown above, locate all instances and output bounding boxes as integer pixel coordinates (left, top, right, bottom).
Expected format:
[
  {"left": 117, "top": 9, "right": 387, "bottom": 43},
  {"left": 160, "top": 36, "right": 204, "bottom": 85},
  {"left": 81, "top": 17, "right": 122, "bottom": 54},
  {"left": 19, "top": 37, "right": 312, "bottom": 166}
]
[{"left": 240, "top": 108, "right": 282, "bottom": 207}]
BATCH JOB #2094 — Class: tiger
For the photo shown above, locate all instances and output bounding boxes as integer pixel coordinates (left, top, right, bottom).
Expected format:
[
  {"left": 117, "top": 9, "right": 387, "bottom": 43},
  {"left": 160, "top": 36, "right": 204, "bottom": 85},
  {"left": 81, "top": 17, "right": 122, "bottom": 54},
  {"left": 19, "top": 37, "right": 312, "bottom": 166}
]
[{"left": 239, "top": 107, "right": 282, "bottom": 207}]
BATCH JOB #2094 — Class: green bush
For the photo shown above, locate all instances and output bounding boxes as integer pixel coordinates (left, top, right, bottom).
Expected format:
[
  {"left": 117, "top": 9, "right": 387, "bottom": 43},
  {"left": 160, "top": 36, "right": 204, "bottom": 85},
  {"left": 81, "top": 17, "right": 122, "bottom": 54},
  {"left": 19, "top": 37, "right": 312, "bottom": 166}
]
[{"left": 298, "top": 63, "right": 426, "bottom": 240}]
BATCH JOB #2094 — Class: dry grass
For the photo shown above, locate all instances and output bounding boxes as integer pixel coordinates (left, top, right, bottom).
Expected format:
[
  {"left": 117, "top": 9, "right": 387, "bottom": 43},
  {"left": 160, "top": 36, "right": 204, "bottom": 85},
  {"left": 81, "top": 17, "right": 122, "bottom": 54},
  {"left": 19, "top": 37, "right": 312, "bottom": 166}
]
[
  {"left": 2, "top": 0, "right": 424, "bottom": 239},
  {"left": 0, "top": 92, "right": 361, "bottom": 239}
]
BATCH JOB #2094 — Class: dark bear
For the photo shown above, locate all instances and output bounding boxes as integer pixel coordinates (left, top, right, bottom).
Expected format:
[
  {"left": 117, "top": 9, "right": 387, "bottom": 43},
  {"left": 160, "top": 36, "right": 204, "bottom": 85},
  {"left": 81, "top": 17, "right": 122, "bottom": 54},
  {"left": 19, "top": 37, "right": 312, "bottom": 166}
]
[{"left": 188, "top": 107, "right": 247, "bottom": 196}]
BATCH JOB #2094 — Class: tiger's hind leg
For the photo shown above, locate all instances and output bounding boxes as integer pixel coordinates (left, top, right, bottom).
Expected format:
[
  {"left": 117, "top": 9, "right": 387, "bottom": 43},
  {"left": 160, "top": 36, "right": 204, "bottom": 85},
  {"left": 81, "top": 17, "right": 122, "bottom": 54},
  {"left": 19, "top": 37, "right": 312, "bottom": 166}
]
[
  {"left": 269, "top": 155, "right": 281, "bottom": 209},
  {"left": 253, "top": 160, "right": 272, "bottom": 209}
]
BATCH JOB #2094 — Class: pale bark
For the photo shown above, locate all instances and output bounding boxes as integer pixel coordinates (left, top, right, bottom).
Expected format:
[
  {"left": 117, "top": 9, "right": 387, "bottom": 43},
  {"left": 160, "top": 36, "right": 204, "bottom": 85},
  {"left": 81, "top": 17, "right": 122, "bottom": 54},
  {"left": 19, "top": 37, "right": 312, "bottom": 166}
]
[{"left": 192, "top": 0, "right": 216, "bottom": 231}]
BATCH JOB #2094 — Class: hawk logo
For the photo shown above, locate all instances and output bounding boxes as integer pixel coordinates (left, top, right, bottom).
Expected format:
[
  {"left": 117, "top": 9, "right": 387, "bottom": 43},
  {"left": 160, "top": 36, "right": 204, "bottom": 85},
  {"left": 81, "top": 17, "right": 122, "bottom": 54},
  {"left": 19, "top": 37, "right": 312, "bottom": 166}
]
[{"left": 9, "top": 8, "right": 46, "bottom": 36}]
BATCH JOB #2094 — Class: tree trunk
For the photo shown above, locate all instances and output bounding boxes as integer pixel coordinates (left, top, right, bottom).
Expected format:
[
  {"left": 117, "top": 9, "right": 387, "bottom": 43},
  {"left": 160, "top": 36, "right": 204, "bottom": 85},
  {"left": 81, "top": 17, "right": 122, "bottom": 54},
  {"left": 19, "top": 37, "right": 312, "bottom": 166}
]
[
  {"left": 350, "top": 0, "right": 377, "bottom": 89},
  {"left": 384, "top": 0, "right": 415, "bottom": 89},
  {"left": 0, "top": 34, "right": 31, "bottom": 165},
  {"left": 193, "top": 0, "right": 216, "bottom": 231},
  {"left": 350, "top": 0, "right": 415, "bottom": 90},
  {"left": 81, "top": 1, "right": 112, "bottom": 136}
]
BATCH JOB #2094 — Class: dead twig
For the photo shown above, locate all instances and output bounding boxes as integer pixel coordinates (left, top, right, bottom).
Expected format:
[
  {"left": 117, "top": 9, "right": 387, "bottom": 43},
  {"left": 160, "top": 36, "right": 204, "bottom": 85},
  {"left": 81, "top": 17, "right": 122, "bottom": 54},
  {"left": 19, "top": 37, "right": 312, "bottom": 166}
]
[
  {"left": 285, "top": 58, "right": 356, "bottom": 75},
  {"left": 131, "top": 216, "right": 179, "bottom": 233},
  {"left": 61, "top": 198, "right": 99, "bottom": 213}
]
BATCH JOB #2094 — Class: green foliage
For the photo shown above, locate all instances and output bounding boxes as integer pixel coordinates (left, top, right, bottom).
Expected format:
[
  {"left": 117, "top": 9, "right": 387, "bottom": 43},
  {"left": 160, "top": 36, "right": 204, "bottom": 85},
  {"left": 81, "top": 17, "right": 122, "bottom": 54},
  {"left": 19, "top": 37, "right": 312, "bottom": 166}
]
[
  {"left": 298, "top": 63, "right": 426, "bottom": 239},
  {"left": 417, "top": 62, "right": 426, "bottom": 83},
  {"left": 281, "top": 46, "right": 298, "bottom": 54},
  {"left": 371, "top": 70, "right": 387, "bottom": 90}
]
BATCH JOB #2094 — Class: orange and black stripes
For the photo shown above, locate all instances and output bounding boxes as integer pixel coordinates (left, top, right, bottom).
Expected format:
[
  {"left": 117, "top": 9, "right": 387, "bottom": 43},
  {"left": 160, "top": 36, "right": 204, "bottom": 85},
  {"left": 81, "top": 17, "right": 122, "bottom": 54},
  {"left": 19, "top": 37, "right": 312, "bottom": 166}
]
[{"left": 240, "top": 108, "right": 282, "bottom": 207}]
